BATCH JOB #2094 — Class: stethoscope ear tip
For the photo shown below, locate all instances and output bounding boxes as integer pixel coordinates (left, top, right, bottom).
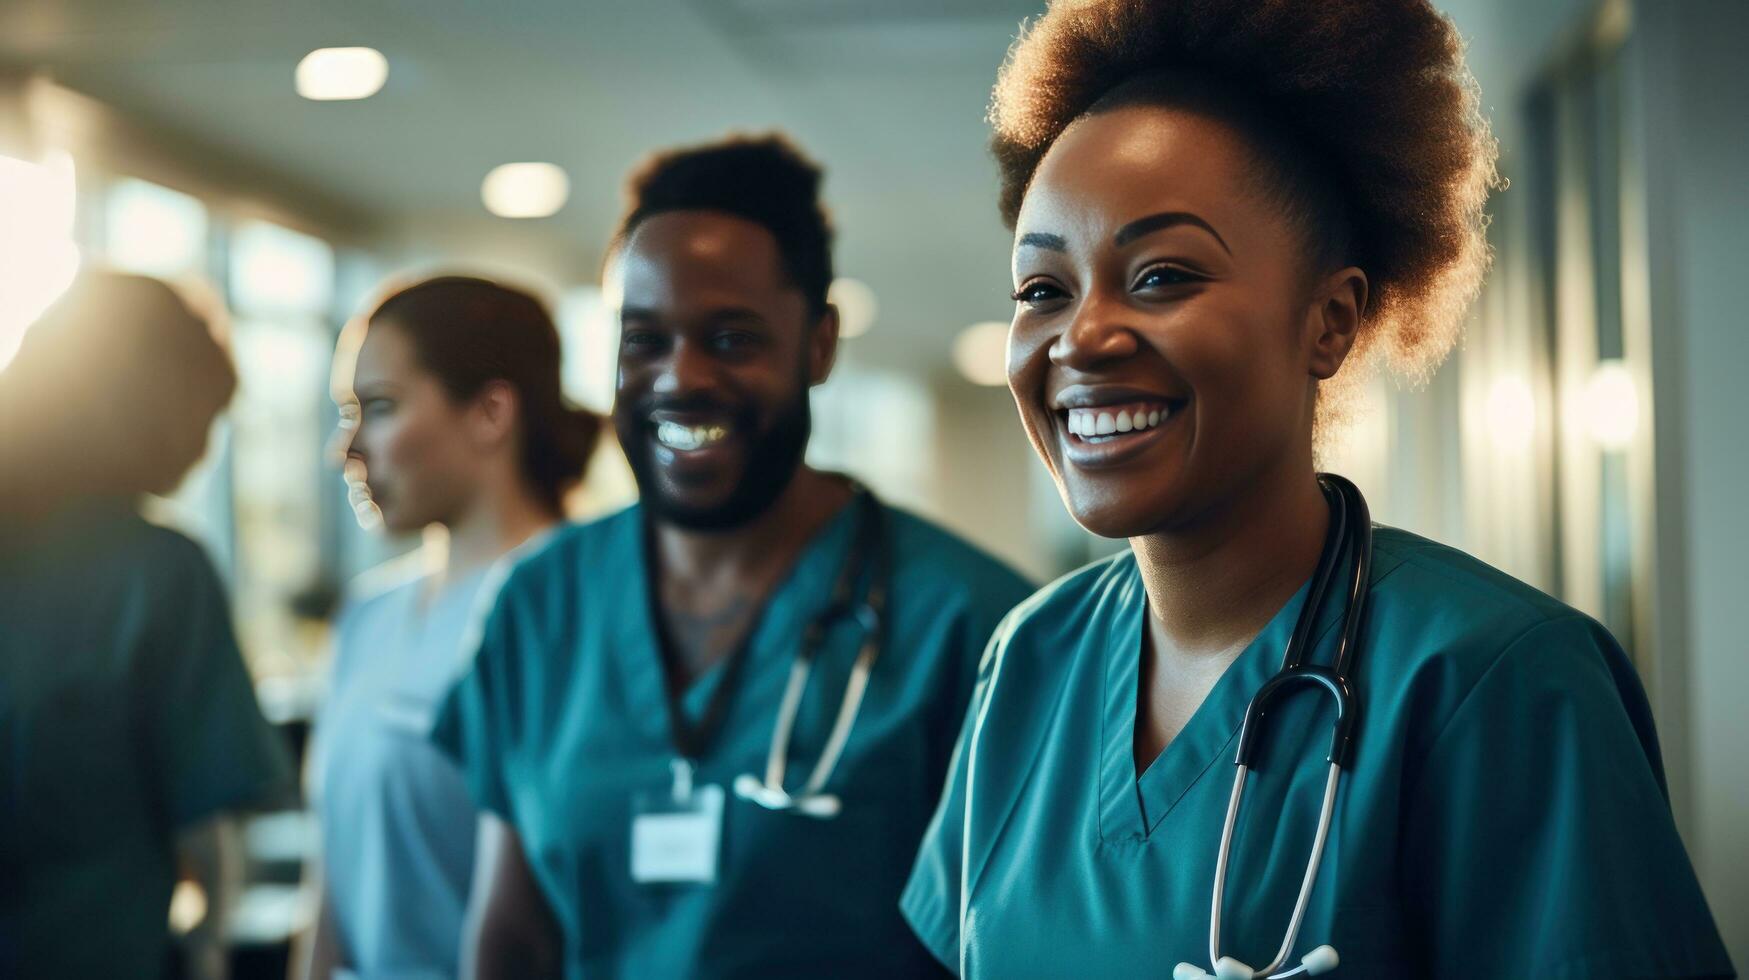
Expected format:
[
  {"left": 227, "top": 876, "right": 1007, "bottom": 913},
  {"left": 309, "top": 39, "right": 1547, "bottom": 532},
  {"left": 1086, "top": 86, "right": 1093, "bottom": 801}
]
[
  {"left": 1172, "top": 964, "right": 1211, "bottom": 980},
  {"left": 1302, "top": 945, "right": 1339, "bottom": 975},
  {"left": 795, "top": 792, "right": 842, "bottom": 818},
  {"left": 1212, "top": 957, "right": 1255, "bottom": 979},
  {"left": 731, "top": 773, "right": 767, "bottom": 802}
]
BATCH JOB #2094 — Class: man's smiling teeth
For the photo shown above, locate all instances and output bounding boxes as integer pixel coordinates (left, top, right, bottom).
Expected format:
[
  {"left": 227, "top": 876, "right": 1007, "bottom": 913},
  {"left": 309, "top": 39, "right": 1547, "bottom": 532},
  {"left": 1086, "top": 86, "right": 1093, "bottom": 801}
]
[
  {"left": 655, "top": 420, "right": 728, "bottom": 451},
  {"left": 1065, "top": 405, "right": 1168, "bottom": 439}
]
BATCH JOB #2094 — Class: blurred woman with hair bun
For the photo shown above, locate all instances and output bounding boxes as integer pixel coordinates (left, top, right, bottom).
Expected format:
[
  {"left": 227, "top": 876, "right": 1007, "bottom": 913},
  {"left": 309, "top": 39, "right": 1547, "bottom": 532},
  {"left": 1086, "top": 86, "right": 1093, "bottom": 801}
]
[{"left": 298, "top": 275, "right": 601, "bottom": 980}]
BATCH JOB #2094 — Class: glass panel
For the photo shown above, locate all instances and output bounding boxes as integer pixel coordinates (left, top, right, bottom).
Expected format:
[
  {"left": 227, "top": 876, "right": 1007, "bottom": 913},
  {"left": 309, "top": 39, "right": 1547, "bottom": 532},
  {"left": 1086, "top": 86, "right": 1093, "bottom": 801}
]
[
  {"left": 1532, "top": 27, "right": 1641, "bottom": 658},
  {"left": 557, "top": 284, "right": 618, "bottom": 413},
  {"left": 226, "top": 222, "right": 336, "bottom": 677},
  {"left": 104, "top": 178, "right": 208, "bottom": 279},
  {"left": 1585, "top": 46, "right": 1627, "bottom": 362},
  {"left": 230, "top": 220, "right": 334, "bottom": 317},
  {"left": 1588, "top": 46, "right": 1637, "bottom": 649},
  {"left": 1526, "top": 86, "right": 1567, "bottom": 598},
  {"left": 809, "top": 365, "right": 935, "bottom": 513}
]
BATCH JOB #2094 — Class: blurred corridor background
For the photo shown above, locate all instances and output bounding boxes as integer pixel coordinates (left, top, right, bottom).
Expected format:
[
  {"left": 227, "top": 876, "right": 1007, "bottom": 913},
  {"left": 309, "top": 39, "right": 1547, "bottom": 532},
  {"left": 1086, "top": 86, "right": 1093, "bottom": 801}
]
[{"left": 2, "top": 0, "right": 1745, "bottom": 971}]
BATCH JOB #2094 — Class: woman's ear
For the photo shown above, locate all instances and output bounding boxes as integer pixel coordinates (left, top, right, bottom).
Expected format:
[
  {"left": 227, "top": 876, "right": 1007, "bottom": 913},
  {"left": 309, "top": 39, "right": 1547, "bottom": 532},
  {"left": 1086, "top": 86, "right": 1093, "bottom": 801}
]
[
  {"left": 1306, "top": 266, "right": 1368, "bottom": 380},
  {"left": 472, "top": 380, "right": 520, "bottom": 447}
]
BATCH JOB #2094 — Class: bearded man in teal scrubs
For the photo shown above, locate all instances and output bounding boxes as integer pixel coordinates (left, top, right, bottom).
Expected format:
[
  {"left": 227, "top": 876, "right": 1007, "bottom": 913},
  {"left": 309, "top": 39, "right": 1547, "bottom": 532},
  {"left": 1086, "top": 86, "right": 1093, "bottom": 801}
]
[{"left": 433, "top": 134, "right": 1033, "bottom": 978}]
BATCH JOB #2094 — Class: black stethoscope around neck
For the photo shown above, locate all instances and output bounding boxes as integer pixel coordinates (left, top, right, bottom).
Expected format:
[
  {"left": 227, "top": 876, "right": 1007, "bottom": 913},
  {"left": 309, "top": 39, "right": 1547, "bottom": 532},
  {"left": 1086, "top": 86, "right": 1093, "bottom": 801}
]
[
  {"left": 954, "top": 473, "right": 1372, "bottom": 979},
  {"left": 1176, "top": 473, "right": 1372, "bottom": 979}
]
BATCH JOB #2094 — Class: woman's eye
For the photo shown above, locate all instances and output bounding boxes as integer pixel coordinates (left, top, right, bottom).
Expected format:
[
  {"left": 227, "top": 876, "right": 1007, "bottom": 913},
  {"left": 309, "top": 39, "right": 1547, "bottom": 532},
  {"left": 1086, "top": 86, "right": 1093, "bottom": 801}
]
[
  {"left": 1133, "top": 264, "right": 1203, "bottom": 291},
  {"left": 361, "top": 399, "right": 394, "bottom": 419},
  {"left": 1011, "top": 281, "right": 1068, "bottom": 306}
]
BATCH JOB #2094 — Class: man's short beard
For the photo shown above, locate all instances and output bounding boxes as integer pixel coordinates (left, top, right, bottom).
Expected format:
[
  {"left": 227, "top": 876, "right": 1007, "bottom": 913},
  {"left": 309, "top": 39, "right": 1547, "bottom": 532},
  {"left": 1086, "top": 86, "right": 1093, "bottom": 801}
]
[{"left": 616, "top": 379, "right": 812, "bottom": 533}]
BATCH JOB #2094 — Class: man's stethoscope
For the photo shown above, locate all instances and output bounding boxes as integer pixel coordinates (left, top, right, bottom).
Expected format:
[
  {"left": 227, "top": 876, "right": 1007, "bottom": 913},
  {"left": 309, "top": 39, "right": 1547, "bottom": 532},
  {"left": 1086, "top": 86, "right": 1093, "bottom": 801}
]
[
  {"left": 731, "top": 489, "right": 886, "bottom": 818},
  {"left": 1172, "top": 474, "right": 1372, "bottom": 980}
]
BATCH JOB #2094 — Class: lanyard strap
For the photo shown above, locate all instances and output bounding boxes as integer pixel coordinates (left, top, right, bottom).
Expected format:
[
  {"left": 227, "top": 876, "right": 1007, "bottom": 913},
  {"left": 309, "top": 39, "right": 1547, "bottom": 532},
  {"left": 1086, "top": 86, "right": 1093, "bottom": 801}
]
[{"left": 648, "top": 487, "right": 884, "bottom": 766}]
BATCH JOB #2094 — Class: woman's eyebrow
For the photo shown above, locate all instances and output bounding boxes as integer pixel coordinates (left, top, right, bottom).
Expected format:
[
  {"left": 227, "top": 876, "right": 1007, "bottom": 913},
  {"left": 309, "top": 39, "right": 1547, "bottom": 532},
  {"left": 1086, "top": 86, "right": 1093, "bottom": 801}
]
[
  {"left": 1113, "top": 211, "right": 1231, "bottom": 254},
  {"left": 1016, "top": 231, "right": 1068, "bottom": 251}
]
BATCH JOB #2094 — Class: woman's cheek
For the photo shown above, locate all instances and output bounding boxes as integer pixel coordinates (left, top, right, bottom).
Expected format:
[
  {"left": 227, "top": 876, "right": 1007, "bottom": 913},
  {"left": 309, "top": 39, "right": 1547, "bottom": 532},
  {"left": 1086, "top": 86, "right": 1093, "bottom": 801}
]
[
  {"left": 1006, "top": 325, "right": 1057, "bottom": 464},
  {"left": 386, "top": 416, "right": 426, "bottom": 463}
]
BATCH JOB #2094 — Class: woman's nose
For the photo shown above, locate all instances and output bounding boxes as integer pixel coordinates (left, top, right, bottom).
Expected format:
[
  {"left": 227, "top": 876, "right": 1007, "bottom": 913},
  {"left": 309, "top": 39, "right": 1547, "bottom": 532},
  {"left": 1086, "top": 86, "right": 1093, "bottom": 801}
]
[{"left": 1050, "top": 290, "right": 1139, "bottom": 372}]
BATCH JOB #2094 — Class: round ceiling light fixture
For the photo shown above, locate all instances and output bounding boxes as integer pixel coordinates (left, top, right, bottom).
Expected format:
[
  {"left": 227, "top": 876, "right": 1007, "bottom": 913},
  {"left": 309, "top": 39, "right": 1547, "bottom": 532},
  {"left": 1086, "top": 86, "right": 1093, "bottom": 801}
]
[
  {"left": 482, "top": 162, "right": 571, "bottom": 219},
  {"left": 296, "top": 47, "right": 389, "bottom": 101}
]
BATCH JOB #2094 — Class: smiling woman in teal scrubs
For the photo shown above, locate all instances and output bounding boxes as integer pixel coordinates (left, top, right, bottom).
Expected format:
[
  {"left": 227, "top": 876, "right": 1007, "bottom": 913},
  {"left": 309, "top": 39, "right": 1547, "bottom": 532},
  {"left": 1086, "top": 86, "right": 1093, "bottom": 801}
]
[{"left": 902, "top": 1, "right": 1735, "bottom": 977}]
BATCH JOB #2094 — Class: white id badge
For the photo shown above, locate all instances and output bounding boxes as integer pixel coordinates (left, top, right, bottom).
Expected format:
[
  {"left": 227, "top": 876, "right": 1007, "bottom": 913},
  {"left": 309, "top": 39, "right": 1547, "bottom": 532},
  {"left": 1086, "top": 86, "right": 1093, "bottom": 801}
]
[{"left": 631, "top": 782, "right": 724, "bottom": 885}]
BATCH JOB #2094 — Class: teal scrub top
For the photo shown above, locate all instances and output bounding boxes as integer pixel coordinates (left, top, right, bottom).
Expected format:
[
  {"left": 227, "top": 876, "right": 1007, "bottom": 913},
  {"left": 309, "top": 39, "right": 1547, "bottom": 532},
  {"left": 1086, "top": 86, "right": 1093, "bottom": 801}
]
[
  {"left": 432, "top": 498, "right": 1033, "bottom": 979},
  {"left": 903, "top": 526, "right": 1734, "bottom": 978},
  {"left": 0, "top": 502, "right": 294, "bottom": 980}
]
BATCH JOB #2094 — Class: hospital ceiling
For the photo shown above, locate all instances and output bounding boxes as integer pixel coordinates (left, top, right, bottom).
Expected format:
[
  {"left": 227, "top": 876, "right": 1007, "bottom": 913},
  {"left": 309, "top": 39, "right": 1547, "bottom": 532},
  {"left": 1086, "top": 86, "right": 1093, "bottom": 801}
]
[{"left": 0, "top": 0, "right": 1504, "bottom": 377}]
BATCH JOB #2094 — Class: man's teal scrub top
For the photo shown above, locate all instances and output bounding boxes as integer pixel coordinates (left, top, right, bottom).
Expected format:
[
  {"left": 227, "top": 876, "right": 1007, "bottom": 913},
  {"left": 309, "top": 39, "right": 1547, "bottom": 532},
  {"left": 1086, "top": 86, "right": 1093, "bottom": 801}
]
[
  {"left": 432, "top": 498, "right": 1032, "bottom": 978},
  {"left": 0, "top": 503, "right": 294, "bottom": 979},
  {"left": 903, "top": 527, "right": 1734, "bottom": 978}
]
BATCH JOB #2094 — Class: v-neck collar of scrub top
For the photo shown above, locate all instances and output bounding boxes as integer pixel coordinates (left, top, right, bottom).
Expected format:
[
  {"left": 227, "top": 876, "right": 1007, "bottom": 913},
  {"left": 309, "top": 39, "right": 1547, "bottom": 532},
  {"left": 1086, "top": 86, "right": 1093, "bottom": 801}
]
[
  {"left": 1098, "top": 555, "right": 1357, "bottom": 841},
  {"left": 611, "top": 498, "right": 864, "bottom": 761}
]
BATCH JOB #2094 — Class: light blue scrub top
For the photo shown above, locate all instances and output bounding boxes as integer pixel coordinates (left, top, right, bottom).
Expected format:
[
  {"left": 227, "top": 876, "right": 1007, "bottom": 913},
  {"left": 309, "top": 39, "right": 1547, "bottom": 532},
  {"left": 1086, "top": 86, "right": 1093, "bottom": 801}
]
[
  {"left": 432, "top": 500, "right": 1033, "bottom": 979},
  {"left": 311, "top": 558, "right": 493, "bottom": 980},
  {"left": 903, "top": 527, "right": 1734, "bottom": 978}
]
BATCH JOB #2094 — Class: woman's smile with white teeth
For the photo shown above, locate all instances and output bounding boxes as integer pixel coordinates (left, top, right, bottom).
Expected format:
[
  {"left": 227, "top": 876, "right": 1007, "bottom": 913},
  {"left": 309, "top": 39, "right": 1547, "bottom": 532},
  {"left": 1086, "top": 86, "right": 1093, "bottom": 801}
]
[{"left": 1063, "top": 402, "right": 1172, "bottom": 441}]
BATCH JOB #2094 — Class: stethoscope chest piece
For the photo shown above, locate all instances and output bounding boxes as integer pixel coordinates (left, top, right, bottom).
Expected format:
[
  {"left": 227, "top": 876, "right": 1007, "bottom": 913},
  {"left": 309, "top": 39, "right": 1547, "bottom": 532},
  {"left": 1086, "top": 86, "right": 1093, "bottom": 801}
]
[{"left": 1174, "top": 945, "right": 1339, "bottom": 979}]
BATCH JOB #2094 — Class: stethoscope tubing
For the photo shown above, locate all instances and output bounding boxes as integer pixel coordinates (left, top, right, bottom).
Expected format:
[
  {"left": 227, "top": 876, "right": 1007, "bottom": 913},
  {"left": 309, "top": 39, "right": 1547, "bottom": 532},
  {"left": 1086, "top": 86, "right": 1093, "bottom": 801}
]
[
  {"left": 737, "top": 621, "right": 880, "bottom": 816},
  {"left": 1201, "top": 475, "right": 1372, "bottom": 979},
  {"left": 732, "top": 491, "right": 888, "bottom": 819},
  {"left": 1208, "top": 761, "right": 1343, "bottom": 977}
]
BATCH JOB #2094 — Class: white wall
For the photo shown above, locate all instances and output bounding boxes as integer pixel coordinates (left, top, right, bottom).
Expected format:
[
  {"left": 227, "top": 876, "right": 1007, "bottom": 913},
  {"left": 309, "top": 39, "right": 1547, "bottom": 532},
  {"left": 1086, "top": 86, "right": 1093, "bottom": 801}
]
[
  {"left": 1442, "top": 0, "right": 1748, "bottom": 961},
  {"left": 1639, "top": 0, "right": 1749, "bottom": 961}
]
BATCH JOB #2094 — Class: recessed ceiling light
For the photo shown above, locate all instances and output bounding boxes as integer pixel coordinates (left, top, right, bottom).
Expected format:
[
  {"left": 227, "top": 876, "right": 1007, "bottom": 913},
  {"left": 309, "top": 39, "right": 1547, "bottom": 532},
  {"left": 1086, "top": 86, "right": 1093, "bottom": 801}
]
[
  {"left": 482, "top": 163, "right": 570, "bottom": 219},
  {"left": 953, "top": 321, "right": 1010, "bottom": 387},
  {"left": 296, "top": 47, "right": 389, "bottom": 101}
]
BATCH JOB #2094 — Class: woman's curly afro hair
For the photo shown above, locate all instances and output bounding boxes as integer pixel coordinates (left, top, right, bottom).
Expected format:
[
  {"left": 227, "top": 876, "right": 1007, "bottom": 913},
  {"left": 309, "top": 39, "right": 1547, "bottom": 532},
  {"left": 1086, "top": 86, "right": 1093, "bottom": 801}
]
[{"left": 991, "top": 0, "right": 1500, "bottom": 381}]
